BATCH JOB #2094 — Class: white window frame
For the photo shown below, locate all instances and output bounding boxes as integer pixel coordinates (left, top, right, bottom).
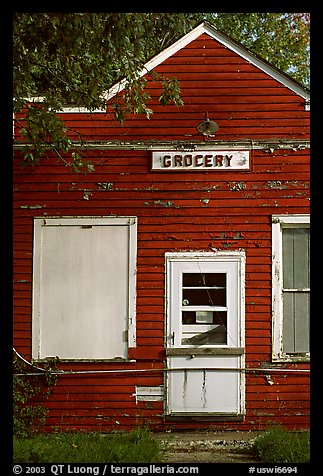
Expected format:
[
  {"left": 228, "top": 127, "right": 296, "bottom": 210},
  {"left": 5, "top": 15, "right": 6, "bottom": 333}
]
[
  {"left": 272, "top": 214, "right": 310, "bottom": 362},
  {"left": 32, "top": 216, "right": 137, "bottom": 361},
  {"left": 165, "top": 251, "right": 245, "bottom": 350}
]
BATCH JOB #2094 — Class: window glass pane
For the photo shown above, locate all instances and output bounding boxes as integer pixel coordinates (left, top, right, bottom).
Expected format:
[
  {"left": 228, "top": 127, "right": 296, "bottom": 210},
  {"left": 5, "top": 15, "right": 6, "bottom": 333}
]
[
  {"left": 283, "top": 291, "right": 310, "bottom": 353},
  {"left": 182, "top": 273, "right": 226, "bottom": 306},
  {"left": 282, "top": 227, "right": 310, "bottom": 355},
  {"left": 283, "top": 228, "right": 310, "bottom": 289},
  {"left": 182, "top": 288, "right": 226, "bottom": 306},
  {"left": 182, "top": 311, "right": 227, "bottom": 326},
  {"left": 183, "top": 273, "right": 226, "bottom": 287}
]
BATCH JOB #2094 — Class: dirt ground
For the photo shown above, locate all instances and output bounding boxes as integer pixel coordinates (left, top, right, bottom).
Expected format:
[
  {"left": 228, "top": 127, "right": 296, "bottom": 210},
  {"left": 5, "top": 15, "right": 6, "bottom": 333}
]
[{"left": 154, "top": 431, "right": 261, "bottom": 463}]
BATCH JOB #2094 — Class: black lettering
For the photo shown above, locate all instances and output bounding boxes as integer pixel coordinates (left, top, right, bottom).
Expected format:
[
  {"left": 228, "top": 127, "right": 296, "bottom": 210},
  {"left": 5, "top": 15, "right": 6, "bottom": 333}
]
[
  {"left": 204, "top": 155, "right": 213, "bottom": 167},
  {"left": 216, "top": 155, "right": 223, "bottom": 166},
  {"left": 184, "top": 154, "right": 193, "bottom": 167},
  {"left": 174, "top": 155, "right": 183, "bottom": 167},
  {"left": 226, "top": 155, "right": 233, "bottom": 167},
  {"left": 162, "top": 155, "right": 172, "bottom": 168},
  {"left": 194, "top": 154, "right": 203, "bottom": 167}
]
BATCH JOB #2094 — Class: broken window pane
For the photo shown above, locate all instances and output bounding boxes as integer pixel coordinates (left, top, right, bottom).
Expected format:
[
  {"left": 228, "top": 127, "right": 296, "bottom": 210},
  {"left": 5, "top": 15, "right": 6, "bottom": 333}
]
[
  {"left": 181, "top": 325, "right": 227, "bottom": 345},
  {"left": 181, "top": 273, "right": 228, "bottom": 346}
]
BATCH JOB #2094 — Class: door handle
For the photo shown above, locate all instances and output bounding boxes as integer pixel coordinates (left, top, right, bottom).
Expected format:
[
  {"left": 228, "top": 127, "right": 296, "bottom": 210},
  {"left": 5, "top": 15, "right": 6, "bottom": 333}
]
[{"left": 170, "top": 332, "right": 175, "bottom": 345}]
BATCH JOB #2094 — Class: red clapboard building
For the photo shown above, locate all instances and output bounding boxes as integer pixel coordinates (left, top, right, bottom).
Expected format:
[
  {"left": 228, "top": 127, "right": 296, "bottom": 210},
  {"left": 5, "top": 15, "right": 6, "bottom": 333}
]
[{"left": 13, "top": 22, "right": 310, "bottom": 432}]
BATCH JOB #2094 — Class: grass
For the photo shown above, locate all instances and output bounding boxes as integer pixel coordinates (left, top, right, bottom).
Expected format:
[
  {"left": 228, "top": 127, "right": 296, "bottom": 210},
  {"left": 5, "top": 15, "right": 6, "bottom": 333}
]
[
  {"left": 252, "top": 428, "right": 310, "bottom": 463},
  {"left": 14, "top": 426, "right": 310, "bottom": 464},
  {"left": 13, "top": 427, "right": 163, "bottom": 464}
]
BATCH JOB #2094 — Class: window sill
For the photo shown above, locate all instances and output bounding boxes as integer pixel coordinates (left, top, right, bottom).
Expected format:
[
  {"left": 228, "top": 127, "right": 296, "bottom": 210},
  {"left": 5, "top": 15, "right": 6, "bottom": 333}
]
[
  {"left": 166, "top": 347, "right": 244, "bottom": 356},
  {"left": 272, "top": 353, "right": 310, "bottom": 363}
]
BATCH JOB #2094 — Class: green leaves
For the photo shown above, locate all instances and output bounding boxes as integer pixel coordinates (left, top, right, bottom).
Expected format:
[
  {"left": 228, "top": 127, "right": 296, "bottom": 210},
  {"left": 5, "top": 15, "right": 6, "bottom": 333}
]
[
  {"left": 159, "top": 77, "right": 184, "bottom": 107},
  {"left": 13, "top": 13, "right": 309, "bottom": 173},
  {"left": 210, "top": 13, "right": 310, "bottom": 88},
  {"left": 13, "top": 352, "right": 60, "bottom": 439}
]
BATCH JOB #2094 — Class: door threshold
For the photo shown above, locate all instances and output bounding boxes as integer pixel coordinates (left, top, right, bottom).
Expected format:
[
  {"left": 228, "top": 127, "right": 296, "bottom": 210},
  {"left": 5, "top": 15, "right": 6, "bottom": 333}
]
[{"left": 165, "top": 413, "right": 245, "bottom": 422}]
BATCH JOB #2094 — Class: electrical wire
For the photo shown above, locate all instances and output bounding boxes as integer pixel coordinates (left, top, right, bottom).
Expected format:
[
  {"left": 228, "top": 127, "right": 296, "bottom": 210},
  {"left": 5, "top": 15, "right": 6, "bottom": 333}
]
[
  {"left": 13, "top": 346, "right": 310, "bottom": 377},
  {"left": 14, "top": 367, "right": 310, "bottom": 377},
  {"left": 13, "top": 347, "right": 61, "bottom": 373}
]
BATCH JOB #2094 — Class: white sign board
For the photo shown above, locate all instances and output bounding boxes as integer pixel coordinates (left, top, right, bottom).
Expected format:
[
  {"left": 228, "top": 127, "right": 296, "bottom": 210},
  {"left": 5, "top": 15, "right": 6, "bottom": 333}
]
[{"left": 151, "top": 150, "right": 249, "bottom": 171}]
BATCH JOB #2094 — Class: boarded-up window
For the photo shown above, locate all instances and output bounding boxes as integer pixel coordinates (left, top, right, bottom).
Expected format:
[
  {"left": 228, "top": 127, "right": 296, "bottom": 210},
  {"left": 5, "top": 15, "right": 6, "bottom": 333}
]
[
  {"left": 32, "top": 217, "right": 137, "bottom": 360},
  {"left": 272, "top": 215, "right": 310, "bottom": 361}
]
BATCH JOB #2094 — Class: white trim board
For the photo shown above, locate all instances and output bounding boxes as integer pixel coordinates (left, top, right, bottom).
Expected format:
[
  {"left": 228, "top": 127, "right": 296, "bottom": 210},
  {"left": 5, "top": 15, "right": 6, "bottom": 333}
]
[{"left": 271, "top": 214, "right": 310, "bottom": 362}]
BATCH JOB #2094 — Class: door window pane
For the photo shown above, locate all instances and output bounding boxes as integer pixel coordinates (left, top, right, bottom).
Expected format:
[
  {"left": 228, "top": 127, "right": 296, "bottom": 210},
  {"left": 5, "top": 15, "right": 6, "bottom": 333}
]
[
  {"left": 182, "top": 310, "right": 227, "bottom": 326},
  {"left": 182, "top": 288, "right": 226, "bottom": 306},
  {"left": 182, "top": 273, "right": 226, "bottom": 306},
  {"left": 182, "top": 325, "right": 227, "bottom": 345},
  {"left": 183, "top": 273, "right": 226, "bottom": 287}
]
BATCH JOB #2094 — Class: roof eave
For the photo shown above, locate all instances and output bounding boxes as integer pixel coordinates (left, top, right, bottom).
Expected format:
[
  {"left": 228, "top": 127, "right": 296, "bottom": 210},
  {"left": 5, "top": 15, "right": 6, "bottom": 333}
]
[{"left": 102, "top": 21, "right": 310, "bottom": 103}]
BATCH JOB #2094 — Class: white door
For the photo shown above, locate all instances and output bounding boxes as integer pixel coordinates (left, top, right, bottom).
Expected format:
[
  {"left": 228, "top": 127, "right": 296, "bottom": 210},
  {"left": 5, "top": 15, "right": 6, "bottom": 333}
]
[{"left": 165, "top": 252, "right": 245, "bottom": 418}]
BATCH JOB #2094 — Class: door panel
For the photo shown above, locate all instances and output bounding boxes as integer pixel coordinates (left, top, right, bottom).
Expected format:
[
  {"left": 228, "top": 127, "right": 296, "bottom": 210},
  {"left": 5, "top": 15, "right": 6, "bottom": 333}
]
[
  {"left": 167, "top": 356, "right": 240, "bottom": 415},
  {"left": 165, "top": 252, "right": 245, "bottom": 417}
]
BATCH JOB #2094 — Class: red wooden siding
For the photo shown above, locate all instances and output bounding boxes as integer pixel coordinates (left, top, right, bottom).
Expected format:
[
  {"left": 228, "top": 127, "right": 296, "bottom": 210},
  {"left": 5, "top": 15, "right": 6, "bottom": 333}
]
[
  {"left": 56, "top": 34, "right": 309, "bottom": 142},
  {"left": 13, "top": 146, "right": 310, "bottom": 431},
  {"left": 14, "top": 35, "right": 309, "bottom": 144},
  {"left": 13, "top": 29, "right": 310, "bottom": 432}
]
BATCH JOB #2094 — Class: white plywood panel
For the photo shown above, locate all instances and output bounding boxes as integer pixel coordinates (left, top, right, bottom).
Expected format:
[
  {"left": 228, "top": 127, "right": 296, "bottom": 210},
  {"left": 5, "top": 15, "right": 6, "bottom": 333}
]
[
  {"left": 38, "top": 225, "right": 129, "bottom": 359},
  {"left": 167, "top": 356, "right": 240, "bottom": 414}
]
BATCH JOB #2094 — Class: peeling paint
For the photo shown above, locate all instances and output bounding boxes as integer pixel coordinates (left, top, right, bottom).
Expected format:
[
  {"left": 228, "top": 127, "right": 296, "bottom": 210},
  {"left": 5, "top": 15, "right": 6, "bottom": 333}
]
[
  {"left": 183, "top": 369, "right": 188, "bottom": 407},
  {"left": 145, "top": 200, "right": 176, "bottom": 208},
  {"left": 243, "top": 193, "right": 255, "bottom": 198},
  {"left": 234, "top": 232, "right": 245, "bottom": 239},
  {"left": 97, "top": 182, "right": 114, "bottom": 190},
  {"left": 223, "top": 242, "right": 234, "bottom": 248},
  {"left": 265, "top": 374, "right": 275, "bottom": 385},
  {"left": 267, "top": 181, "right": 288, "bottom": 190},
  {"left": 145, "top": 185, "right": 158, "bottom": 191},
  {"left": 229, "top": 182, "right": 246, "bottom": 191},
  {"left": 19, "top": 204, "right": 45, "bottom": 209},
  {"left": 83, "top": 191, "right": 92, "bottom": 200},
  {"left": 201, "top": 370, "right": 207, "bottom": 407},
  {"left": 167, "top": 235, "right": 180, "bottom": 241}
]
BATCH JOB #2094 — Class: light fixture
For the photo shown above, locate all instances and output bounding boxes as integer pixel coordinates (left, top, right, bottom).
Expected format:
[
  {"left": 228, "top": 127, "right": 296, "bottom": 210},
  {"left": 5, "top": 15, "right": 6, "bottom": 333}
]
[{"left": 196, "top": 112, "right": 219, "bottom": 137}]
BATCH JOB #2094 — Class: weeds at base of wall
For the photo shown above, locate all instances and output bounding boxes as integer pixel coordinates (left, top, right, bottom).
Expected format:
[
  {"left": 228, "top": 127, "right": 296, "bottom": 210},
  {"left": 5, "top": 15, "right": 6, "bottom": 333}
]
[
  {"left": 251, "top": 427, "right": 310, "bottom": 463},
  {"left": 13, "top": 352, "right": 59, "bottom": 439},
  {"left": 13, "top": 427, "right": 163, "bottom": 464}
]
